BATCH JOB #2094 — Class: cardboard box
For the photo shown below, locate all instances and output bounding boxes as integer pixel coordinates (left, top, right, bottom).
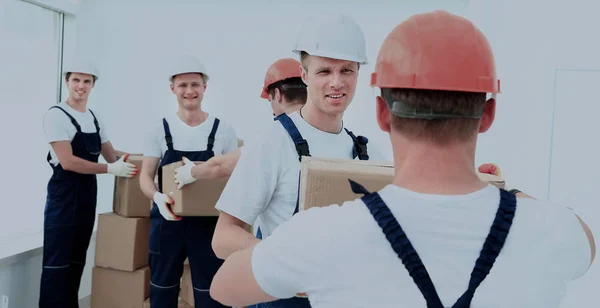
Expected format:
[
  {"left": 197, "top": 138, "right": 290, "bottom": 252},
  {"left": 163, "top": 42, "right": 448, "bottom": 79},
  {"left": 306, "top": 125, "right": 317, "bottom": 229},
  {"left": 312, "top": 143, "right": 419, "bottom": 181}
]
[
  {"left": 143, "top": 298, "right": 192, "bottom": 308},
  {"left": 180, "top": 264, "right": 194, "bottom": 306},
  {"left": 95, "top": 212, "right": 150, "bottom": 271},
  {"left": 162, "top": 161, "right": 229, "bottom": 216},
  {"left": 113, "top": 155, "right": 150, "bottom": 217},
  {"left": 90, "top": 266, "right": 150, "bottom": 308},
  {"left": 298, "top": 157, "right": 506, "bottom": 211}
]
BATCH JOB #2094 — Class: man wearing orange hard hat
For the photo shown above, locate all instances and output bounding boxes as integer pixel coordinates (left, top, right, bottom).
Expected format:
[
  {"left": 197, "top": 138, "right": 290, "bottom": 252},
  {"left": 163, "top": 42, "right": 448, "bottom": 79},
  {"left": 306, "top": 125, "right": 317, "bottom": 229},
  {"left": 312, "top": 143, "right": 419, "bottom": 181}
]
[{"left": 208, "top": 10, "right": 595, "bottom": 308}]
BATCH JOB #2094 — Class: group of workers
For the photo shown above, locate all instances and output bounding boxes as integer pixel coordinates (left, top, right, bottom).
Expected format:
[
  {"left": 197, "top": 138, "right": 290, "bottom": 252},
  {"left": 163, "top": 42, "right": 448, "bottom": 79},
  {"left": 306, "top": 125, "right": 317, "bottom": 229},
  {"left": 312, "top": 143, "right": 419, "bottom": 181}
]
[{"left": 39, "top": 9, "right": 595, "bottom": 308}]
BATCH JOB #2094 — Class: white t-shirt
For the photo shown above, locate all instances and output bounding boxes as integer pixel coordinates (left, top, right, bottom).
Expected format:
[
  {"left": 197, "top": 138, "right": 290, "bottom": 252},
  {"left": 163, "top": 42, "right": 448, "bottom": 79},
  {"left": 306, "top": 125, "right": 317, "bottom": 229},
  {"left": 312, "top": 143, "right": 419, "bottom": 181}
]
[
  {"left": 251, "top": 184, "right": 592, "bottom": 308},
  {"left": 143, "top": 113, "right": 238, "bottom": 160},
  {"left": 215, "top": 111, "right": 389, "bottom": 237},
  {"left": 43, "top": 101, "right": 109, "bottom": 166}
]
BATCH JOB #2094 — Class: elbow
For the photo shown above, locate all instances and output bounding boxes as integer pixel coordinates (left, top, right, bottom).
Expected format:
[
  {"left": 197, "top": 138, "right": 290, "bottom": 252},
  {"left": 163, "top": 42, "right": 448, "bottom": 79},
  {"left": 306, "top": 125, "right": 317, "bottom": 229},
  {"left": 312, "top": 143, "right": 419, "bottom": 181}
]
[
  {"left": 211, "top": 227, "right": 228, "bottom": 260},
  {"left": 60, "top": 158, "right": 74, "bottom": 171}
]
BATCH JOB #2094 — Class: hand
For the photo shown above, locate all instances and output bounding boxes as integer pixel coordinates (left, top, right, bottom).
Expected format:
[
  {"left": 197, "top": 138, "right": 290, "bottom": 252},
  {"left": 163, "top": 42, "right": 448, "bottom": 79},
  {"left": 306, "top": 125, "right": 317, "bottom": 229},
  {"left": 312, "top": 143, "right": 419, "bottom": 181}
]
[
  {"left": 153, "top": 191, "right": 181, "bottom": 221},
  {"left": 174, "top": 157, "right": 196, "bottom": 189},
  {"left": 478, "top": 163, "right": 502, "bottom": 176},
  {"left": 107, "top": 154, "right": 138, "bottom": 178}
]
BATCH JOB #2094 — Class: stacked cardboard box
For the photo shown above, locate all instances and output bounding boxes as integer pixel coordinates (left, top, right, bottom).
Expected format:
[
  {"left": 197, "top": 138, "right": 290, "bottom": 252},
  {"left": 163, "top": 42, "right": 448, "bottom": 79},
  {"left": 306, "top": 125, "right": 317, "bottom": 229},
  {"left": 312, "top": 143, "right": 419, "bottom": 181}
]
[
  {"left": 298, "top": 157, "right": 506, "bottom": 211},
  {"left": 90, "top": 155, "right": 152, "bottom": 308}
]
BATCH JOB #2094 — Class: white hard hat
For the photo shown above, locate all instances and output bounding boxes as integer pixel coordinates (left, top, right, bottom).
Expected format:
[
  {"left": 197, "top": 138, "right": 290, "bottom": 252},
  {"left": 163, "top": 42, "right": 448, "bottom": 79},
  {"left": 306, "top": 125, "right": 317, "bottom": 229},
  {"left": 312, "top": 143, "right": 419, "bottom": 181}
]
[
  {"left": 292, "top": 13, "right": 368, "bottom": 65},
  {"left": 63, "top": 57, "right": 99, "bottom": 80},
  {"left": 169, "top": 55, "right": 210, "bottom": 82}
]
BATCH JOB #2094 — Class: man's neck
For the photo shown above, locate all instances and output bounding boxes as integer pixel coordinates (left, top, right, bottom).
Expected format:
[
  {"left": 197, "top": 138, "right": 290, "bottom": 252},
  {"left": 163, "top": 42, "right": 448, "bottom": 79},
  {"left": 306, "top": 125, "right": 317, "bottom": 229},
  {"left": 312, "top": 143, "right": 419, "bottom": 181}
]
[
  {"left": 299, "top": 101, "right": 343, "bottom": 134},
  {"left": 391, "top": 135, "right": 486, "bottom": 195},
  {"left": 284, "top": 103, "right": 303, "bottom": 115},
  {"left": 66, "top": 97, "right": 87, "bottom": 112},
  {"left": 177, "top": 107, "right": 208, "bottom": 127}
]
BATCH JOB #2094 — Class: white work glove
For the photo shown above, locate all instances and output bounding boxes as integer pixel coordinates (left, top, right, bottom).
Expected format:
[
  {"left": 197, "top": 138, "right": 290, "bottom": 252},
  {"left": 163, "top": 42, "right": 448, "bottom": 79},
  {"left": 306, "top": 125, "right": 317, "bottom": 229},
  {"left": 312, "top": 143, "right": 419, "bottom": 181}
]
[
  {"left": 153, "top": 191, "right": 181, "bottom": 221},
  {"left": 174, "top": 157, "right": 196, "bottom": 189},
  {"left": 107, "top": 154, "right": 137, "bottom": 178}
]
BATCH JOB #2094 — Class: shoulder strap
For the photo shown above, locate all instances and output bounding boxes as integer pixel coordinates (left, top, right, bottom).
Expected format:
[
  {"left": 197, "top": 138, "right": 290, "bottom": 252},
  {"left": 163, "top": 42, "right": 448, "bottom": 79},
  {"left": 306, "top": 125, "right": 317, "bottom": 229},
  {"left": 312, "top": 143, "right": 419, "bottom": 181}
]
[
  {"left": 207, "top": 118, "right": 220, "bottom": 152},
  {"left": 88, "top": 109, "right": 100, "bottom": 133},
  {"left": 276, "top": 113, "right": 310, "bottom": 161},
  {"left": 344, "top": 128, "right": 369, "bottom": 160},
  {"left": 50, "top": 105, "right": 81, "bottom": 132},
  {"left": 352, "top": 179, "right": 518, "bottom": 308},
  {"left": 162, "top": 118, "right": 174, "bottom": 150},
  {"left": 451, "top": 189, "right": 517, "bottom": 307}
]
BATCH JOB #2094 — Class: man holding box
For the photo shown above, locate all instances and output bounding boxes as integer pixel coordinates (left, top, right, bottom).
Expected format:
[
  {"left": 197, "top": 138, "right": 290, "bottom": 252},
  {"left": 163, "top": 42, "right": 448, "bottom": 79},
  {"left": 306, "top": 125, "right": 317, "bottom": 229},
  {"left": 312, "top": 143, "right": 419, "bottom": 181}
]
[
  {"left": 139, "top": 55, "right": 238, "bottom": 308},
  {"left": 210, "top": 11, "right": 595, "bottom": 308},
  {"left": 211, "top": 12, "right": 391, "bottom": 308},
  {"left": 40, "top": 57, "right": 137, "bottom": 308}
]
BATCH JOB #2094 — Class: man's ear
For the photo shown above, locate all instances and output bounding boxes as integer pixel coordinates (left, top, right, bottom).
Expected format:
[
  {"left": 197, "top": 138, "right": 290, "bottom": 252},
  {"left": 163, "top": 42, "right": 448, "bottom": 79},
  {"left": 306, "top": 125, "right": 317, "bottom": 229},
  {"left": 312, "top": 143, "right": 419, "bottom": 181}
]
[
  {"left": 479, "top": 96, "right": 496, "bottom": 133},
  {"left": 376, "top": 96, "right": 392, "bottom": 133}
]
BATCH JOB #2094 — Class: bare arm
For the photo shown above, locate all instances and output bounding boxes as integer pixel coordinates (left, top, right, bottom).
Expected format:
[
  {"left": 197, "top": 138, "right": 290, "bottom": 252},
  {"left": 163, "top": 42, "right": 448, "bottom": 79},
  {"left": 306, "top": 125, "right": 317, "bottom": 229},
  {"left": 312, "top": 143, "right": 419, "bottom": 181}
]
[
  {"left": 100, "top": 141, "right": 125, "bottom": 163},
  {"left": 210, "top": 247, "right": 277, "bottom": 306},
  {"left": 140, "top": 157, "right": 160, "bottom": 200},
  {"left": 212, "top": 212, "right": 260, "bottom": 260},
  {"left": 52, "top": 141, "right": 108, "bottom": 174},
  {"left": 191, "top": 148, "right": 242, "bottom": 180}
]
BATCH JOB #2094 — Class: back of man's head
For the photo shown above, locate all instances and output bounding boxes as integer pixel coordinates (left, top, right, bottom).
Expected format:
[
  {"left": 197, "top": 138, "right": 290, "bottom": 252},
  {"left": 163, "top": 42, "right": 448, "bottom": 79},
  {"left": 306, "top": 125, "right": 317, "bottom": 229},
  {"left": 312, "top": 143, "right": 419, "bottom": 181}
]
[{"left": 371, "top": 10, "right": 500, "bottom": 146}]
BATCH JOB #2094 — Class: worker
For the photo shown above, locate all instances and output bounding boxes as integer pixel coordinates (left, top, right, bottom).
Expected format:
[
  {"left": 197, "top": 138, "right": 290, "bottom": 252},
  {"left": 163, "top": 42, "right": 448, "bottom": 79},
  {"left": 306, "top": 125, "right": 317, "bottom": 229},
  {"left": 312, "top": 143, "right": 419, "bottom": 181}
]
[
  {"left": 209, "top": 10, "right": 596, "bottom": 308},
  {"left": 174, "top": 57, "right": 307, "bottom": 239},
  {"left": 40, "top": 58, "right": 137, "bottom": 308},
  {"left": 173, "top": 57, "right": 307, "bottom": 186},
  {"left": 210, "top": 12, "right": 390, "bottom": 308},
  {"left": 139, "top": 55, "right": 238, "bottom": 308}
]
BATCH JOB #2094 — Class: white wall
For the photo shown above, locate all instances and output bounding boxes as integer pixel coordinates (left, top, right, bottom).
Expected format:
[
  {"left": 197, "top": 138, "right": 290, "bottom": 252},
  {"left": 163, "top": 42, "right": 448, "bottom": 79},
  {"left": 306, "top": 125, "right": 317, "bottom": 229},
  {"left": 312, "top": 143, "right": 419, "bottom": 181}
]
[{"left": 469, "top": 0, "right": 600, "bottom": 306}]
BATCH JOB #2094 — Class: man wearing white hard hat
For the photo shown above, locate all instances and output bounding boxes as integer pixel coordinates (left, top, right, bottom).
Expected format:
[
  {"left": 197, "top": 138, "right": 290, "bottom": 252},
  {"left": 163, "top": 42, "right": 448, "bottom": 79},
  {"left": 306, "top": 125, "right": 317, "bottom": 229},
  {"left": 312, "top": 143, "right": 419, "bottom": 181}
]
[
  {"left": 211, "top": 13, "right": 388, "bottom": 308},
  {"left": 139, "top": 55, "right": 238, "bottom": 307},
  {"left": 40, "top": 57, "right": 137, "bottom": 308}
]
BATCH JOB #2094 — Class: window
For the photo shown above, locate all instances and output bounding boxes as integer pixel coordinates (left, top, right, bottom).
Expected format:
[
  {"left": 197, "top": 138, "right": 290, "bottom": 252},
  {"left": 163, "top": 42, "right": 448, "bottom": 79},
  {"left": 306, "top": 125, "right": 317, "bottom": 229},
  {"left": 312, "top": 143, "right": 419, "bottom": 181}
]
[{"left": 0, "top": 0, "right": 66, "bottom": 257}]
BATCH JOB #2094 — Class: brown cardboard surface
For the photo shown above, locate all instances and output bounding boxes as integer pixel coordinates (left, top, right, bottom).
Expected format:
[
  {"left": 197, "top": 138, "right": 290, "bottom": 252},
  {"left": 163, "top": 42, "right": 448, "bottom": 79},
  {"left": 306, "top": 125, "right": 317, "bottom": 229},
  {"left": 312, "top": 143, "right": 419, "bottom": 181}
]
[
  {"left": 90, "top": 266, "right": 150, "bottom": 308},
  {"left": 162, "top": 161, "right": 229, "bottom": 216},
  {"left": 180, "top": 264, "right": 194, "bottom": 306},
  {"left": 94, "top": 212, "right": 150, "bottom": 271},
  {"left": 113, "top": 155, "right": 150, "bottom": 217},
  {"left": 298, "top": 157, "right": 506, "bottom": 211}
]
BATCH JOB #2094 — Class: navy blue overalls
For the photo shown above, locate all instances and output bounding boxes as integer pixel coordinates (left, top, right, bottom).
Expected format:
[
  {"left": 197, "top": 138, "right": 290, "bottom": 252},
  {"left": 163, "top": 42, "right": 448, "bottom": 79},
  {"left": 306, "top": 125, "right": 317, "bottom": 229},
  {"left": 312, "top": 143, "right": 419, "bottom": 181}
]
[
  {"left": 40, "top": 106, "right": 101, "bottom": 308},
  {"left": 349, "top": 179, "right": 517, "bottom": 307},
  {"left": 251, "top": 113, "right": 369, "bottom": 308},
  {"left": 149, "top": 117, "right": 227, "bottom": 308}
]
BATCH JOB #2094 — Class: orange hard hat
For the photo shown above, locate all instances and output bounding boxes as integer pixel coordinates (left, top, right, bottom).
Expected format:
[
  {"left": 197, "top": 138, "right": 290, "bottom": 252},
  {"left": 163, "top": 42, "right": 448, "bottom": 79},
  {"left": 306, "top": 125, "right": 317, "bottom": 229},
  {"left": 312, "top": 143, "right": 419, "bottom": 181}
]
[
  {"left": 370, "top": 10, "right": 500, "bottom": 94},
  {"left": 261, "top": 58, "right": 303, "bottom": 99}
]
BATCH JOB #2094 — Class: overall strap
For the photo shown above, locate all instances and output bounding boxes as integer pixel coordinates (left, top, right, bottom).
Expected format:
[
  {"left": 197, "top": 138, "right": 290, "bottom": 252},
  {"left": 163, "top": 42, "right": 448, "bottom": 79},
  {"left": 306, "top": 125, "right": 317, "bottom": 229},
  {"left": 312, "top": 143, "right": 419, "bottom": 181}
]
[
  {"left": 451, "top": 189, "right": 517, "bottom": 307},
  {"left": 276, "top": 113, "right": 310, "bottom": 161},
  {"left": 162, "top": 118, "right": 174, "bottom": 151},
  {"left": 207, "top": 118, "right": 220, "bottom": 152},
  {"left": 50, "top": 105, "right": 81, "bottom": 132},
  {"left": 350, "top": 179, "right": 444, "bottom": 308},
  {"left": 88, "top": 109, "right": 100, "bottom": 133},
  {"left": 344, "top": 128, "right": 369, "bottom": 160}
]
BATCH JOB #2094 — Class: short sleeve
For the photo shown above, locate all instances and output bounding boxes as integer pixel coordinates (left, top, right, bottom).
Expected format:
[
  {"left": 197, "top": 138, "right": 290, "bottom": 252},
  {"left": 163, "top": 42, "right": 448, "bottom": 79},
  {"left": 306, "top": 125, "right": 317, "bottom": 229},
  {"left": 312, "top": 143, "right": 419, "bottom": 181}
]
[
  {"left": 222, "top": 123, "right": 239, "bottom": 155},
  {"left": 43, "top": 108, "right": 71, "bottom": 143},
  {"left": 250, "top": 207, "right": 333, "bottom": 298},
  {"left": 214, "top": 131, "right": 280, "bottom": 225},
  {"left": 95, "top": 113, "right": 110, "bottom": 144},
  {"left": 143, "top": 124, "right": 164, "bottom": 158},
  {"left": 551, "top": 207, "right": 593, "bottom": 280}
]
